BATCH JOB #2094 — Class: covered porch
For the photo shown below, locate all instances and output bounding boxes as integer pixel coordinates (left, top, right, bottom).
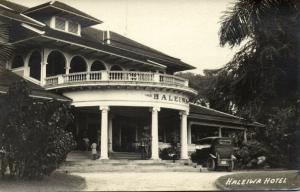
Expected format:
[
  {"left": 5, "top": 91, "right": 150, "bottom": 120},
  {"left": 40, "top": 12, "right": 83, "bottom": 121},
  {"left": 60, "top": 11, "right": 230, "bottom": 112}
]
[{"left": 70, "top": 106, "right": 188, "bottom": 160}]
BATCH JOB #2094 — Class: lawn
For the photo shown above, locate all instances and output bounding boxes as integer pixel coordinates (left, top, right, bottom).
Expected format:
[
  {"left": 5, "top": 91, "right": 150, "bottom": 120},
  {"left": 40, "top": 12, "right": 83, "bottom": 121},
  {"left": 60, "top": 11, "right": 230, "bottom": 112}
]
[{"left": 216, "top": 170, "right": 300, "bottom": 190}]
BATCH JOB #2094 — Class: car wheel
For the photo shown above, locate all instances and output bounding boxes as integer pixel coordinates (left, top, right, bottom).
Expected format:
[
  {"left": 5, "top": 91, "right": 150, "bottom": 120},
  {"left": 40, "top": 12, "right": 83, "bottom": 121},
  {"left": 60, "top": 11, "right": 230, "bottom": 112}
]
[
  {"left": 227, "top": 160, "right": 234, "bottom": 172},
  {"left": 207, "top": 157, "right": 216, "bottom": 171}
]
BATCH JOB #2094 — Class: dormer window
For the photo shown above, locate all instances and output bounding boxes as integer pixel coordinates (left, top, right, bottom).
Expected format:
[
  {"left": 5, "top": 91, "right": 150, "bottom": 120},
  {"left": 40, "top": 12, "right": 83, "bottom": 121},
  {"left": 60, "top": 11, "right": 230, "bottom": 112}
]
[
  {"left": 55, "top": 17, "right": 66, "bottom": 30},
  {"left": 68, "top": 21, "right": 79, "bottom": 34},
  {"left": 51, "top": 16, "right": 81, "bottom": 36}
]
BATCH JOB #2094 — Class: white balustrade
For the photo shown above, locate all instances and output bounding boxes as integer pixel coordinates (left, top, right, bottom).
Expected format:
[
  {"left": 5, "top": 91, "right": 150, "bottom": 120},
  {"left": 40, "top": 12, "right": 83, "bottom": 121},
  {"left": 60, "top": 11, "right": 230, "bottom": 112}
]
[
  {"left": 44, "top": 71, "right": 189, "bottom": 87},
  {"left": 45, "top": 76, "right": 59, "bottom": 85},
  {"left": 89, "top": 71, "right": 102, "bottom": 81},
  {"left": 159, "top": 74, "right": 187, "bottom": 86}
]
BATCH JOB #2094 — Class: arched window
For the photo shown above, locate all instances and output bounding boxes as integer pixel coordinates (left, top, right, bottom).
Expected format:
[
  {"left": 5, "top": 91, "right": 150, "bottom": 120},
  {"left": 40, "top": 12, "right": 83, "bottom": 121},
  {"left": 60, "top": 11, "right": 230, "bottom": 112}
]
[
  {"left": 91, "top": 60, "right": 106, "bottom": 71},
  {"left": 47, "top": 51, "right": 66, "bottom": 77},
  {"left": 11, "top": 55, "right": 24, "bottom": 69},
  {"left": 110, "top": 65, "right": 123, "bottom": 71},
  {"left": 28, "top": 51, "right": 41, "bottom": 80},
  {"left": 70, "top": 56, "right": 87, "bottom": 73}
]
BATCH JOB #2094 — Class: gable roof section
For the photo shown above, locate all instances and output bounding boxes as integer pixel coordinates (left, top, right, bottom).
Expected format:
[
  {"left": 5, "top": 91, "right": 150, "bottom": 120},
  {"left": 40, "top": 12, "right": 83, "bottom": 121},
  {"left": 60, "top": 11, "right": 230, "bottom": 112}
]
[
  {"left": 22, "top": 1, "right": 102, "bottom": 27},
  {"left": 0, "top": 69, "right": 71, "bottom": 102}
]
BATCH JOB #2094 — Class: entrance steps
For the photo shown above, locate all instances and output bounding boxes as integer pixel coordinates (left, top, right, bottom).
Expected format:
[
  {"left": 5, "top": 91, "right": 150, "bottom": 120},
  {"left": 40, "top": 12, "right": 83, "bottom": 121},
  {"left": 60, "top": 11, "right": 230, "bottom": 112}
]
[
  {"left": 109, "top": 152, "right": 142, "bottom": 160},
  {"left": 58, "top": 151, "right": 200, "bottom": 173}
]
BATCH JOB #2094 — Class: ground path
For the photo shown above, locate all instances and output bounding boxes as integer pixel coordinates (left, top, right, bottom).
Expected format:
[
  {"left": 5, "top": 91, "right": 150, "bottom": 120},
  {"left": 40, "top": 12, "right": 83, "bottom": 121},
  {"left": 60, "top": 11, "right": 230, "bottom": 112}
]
[{"left": 71, "top": 172, "right": 231, "bottom": 191}]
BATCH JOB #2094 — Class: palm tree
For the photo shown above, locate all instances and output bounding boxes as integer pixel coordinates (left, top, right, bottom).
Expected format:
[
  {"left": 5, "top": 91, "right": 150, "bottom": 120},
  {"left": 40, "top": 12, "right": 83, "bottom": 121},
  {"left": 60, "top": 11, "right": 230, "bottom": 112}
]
[
  {"left": 218, "top": 0, "right": 299, "bottom": 117},
  {"left": 217, "top": 0, "right": 300, "bottom": 169}
]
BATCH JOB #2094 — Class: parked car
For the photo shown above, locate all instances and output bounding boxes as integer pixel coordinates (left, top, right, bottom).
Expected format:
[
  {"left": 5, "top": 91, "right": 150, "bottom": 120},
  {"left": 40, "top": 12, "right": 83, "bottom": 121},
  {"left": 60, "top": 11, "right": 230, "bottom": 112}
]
[{"left": 194, "top": 137, "right": 236, "bottom": 171}]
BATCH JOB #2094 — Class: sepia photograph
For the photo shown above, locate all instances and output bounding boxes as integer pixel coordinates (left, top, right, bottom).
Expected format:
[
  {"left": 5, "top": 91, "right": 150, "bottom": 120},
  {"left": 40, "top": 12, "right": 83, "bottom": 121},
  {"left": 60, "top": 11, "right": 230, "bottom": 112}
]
[{"left": 0, "top": 0, "right": 299, "bottom": 191}]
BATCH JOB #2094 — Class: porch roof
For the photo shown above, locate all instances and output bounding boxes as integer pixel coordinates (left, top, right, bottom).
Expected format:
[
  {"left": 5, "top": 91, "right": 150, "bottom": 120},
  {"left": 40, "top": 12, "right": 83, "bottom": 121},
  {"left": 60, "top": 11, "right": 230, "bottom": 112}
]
[
  {"left": 0, "top": 69, "right": 71, "bottom": 102},
  {"left": 189, "top": 103, "right": 264, "bottom": 128}
]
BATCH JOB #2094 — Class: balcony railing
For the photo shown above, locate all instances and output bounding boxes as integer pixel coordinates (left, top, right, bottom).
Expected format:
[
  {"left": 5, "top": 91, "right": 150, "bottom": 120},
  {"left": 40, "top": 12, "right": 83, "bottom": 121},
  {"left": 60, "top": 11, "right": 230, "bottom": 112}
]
[{"left": 45, "top": 71, "right": 189, "bottom": 88}]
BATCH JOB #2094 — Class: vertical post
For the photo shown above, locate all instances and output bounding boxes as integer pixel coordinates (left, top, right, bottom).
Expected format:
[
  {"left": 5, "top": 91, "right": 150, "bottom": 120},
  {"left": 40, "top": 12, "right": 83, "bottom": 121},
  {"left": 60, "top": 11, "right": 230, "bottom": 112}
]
[
  {"left": 108, "top": 114, "right": 113, "bottom": 152},
  {"left": 150, "top": 107, "right": 160, "bottom": 160},
  {"left": 100, "top": 106, "right": 109, "bottom": 160},
  {"left": 218, "top": 127, "right": 222, "bottom": 137},
  {"left": 180, "top": 110, "right": 188, "bottom": 160},
  {"left": 40, "top": 48, "right": 47, "bottom": 86},
  {"left": 243, "top": 128, "right": 247, "bottom": 143}
]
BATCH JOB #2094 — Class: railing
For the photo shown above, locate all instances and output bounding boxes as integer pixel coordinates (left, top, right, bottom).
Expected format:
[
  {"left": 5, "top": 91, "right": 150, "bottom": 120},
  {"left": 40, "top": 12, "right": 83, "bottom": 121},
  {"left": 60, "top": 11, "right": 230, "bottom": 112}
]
[
  {"left": 44, "top": 71, "right": 189, "bottom": 88},
  {"left": 159, "top": 74, "right": 188, "bottom": 86}
]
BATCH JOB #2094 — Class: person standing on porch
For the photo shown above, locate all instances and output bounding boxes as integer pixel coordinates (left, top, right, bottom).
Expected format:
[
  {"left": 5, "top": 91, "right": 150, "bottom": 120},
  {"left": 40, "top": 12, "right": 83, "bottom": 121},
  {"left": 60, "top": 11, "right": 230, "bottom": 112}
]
[{"left": 91, "top": 142, "right": 97, "bottom": 160}]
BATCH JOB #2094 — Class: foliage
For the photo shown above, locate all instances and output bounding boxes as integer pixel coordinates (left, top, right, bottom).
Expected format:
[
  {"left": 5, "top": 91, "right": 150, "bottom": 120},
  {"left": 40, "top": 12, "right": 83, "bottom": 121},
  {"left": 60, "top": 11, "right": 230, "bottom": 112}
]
[
  {"left": 234, "top": 140, "right": 269, "bottom": 169},
  {"left": 216, "top": 0, "right": 300, "bottom": 168},
  {"left": 0, "top": 80, "right": 76, "bottom": 179},
  {"left": 159, "top": 147, "right": 179, "bottom": 160}
]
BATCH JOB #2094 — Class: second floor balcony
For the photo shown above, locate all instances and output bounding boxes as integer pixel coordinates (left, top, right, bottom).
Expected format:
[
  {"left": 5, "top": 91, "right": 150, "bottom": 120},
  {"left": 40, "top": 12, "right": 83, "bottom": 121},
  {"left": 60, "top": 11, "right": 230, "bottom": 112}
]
[{"left": 44, "top": 71, "right": 197, "bottom": 94}]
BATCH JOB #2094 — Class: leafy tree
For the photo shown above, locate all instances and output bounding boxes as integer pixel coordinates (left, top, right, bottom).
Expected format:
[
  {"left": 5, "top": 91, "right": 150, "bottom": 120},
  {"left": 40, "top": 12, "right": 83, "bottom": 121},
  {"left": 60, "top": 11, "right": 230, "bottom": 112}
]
[
  {"left": 217, "top": 0, "right": 300, "bottom": 167},
  {"left": 177, "top": 70, "right": 236, "bottom": 113},
  {"left": 0, "top": 80, "right": 76, "bottom": 179}
]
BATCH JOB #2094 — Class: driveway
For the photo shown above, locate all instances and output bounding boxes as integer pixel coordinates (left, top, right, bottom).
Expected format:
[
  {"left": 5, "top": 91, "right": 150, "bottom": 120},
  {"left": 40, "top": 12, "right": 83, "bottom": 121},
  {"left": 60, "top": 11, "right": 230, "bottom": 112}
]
[{"left": 71, "top": 172, "right": 231, "bottom": 191}]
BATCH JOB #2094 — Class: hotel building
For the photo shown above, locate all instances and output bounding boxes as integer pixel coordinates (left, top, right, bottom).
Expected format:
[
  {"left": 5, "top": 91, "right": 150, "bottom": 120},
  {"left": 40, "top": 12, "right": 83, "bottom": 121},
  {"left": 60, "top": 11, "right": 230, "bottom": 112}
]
[{"left": 0, "top": 0, "right": 261, "bottom": 161}]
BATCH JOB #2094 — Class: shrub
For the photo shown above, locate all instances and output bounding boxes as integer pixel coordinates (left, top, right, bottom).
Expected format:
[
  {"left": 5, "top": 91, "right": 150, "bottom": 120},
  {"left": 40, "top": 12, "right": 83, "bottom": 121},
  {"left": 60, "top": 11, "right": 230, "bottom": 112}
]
[
  {"left": 234, "top": 140, "right": 268, "bottom": 169},
  {"left": 159, "top": 147, "right": 179, "bottom": 160},
  {"left": 0, "top": 80, "right": 76, "bottom": 179}
]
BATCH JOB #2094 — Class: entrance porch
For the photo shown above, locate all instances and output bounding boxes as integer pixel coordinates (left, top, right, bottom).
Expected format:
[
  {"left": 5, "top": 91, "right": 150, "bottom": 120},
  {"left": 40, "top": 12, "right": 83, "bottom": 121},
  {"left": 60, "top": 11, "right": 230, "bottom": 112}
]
[{"left": 71, "top": 106, "right": 189, "bottom": 160}]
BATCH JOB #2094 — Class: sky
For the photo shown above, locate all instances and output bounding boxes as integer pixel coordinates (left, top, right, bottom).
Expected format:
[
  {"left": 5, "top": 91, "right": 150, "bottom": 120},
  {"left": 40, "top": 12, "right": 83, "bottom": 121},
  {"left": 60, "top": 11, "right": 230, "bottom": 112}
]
[{"left": 11, "top": 0, "right": 236, "bottom": 74}]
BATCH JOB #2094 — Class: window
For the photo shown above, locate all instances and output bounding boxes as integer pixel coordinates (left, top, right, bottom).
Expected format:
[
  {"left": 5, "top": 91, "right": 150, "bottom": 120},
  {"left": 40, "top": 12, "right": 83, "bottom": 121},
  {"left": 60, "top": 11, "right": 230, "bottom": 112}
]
[
  {"left": 53, "top": 17, "right": 80, "bottom": 35},
  {"left": 55, "top": 17, "right": 66, "bottom": 30},
  {"left": 68, "top": 21, "right": 78, "bottom": 34}
]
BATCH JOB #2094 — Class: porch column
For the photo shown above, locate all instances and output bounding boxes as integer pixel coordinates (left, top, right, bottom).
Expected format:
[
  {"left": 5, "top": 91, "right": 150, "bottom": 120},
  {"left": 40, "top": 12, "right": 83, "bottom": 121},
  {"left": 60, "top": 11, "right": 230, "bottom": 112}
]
[
  {"left": 180, "top": 110, "right": 188, "bottom": 160},
  {"left": 150, "top": 107, "right": 160, "bottom": 160},
  {"left": 40, "top": 62, "right": 47, "bottom": 86},
  {"left": 100, "top": 106, "right": 109, "bottom": 160},
  {"left": 108, "top": 114, "right": 113, "bottom": 152}
]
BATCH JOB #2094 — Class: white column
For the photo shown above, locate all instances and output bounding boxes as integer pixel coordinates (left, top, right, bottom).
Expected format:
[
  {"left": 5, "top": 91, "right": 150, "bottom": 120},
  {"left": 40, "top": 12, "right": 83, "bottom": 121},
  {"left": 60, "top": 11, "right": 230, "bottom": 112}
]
[
  {"left": 40, "top": 61, "right": 47, "bottom": 86},
  {"left": 187, "top": 123, "right": 192, "bottom": 144},
  {"left": 108, "top": 115, "right": 113, "bottom": 152},
  {"left": 150, "top": 107, "right": 160, "bottom": 160},
  {"left": 180, "top": 111, "right": 188, "bottom": 160},
  {"left": 100, "top": 106, "right": 109, "bottom": 160}
]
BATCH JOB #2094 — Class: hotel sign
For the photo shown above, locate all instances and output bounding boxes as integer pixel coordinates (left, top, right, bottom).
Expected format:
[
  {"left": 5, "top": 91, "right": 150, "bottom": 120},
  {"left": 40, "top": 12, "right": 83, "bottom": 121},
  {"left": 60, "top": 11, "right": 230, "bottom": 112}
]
[{"left": 145, "top": 93, "right": 189, "bottom": 104}]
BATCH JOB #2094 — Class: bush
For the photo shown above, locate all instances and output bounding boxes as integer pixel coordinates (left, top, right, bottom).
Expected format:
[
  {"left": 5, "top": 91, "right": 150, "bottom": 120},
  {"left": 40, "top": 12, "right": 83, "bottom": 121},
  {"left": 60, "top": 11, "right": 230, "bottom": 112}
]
[
  {"left": 0, "top": 80, "right": 76, "bottom": 179},
  {"left": 159, "top": 147, "right": 179, "bottom": 160},
  {"left": 234, "top": 140, "right": 268, "bottom": 169}
]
